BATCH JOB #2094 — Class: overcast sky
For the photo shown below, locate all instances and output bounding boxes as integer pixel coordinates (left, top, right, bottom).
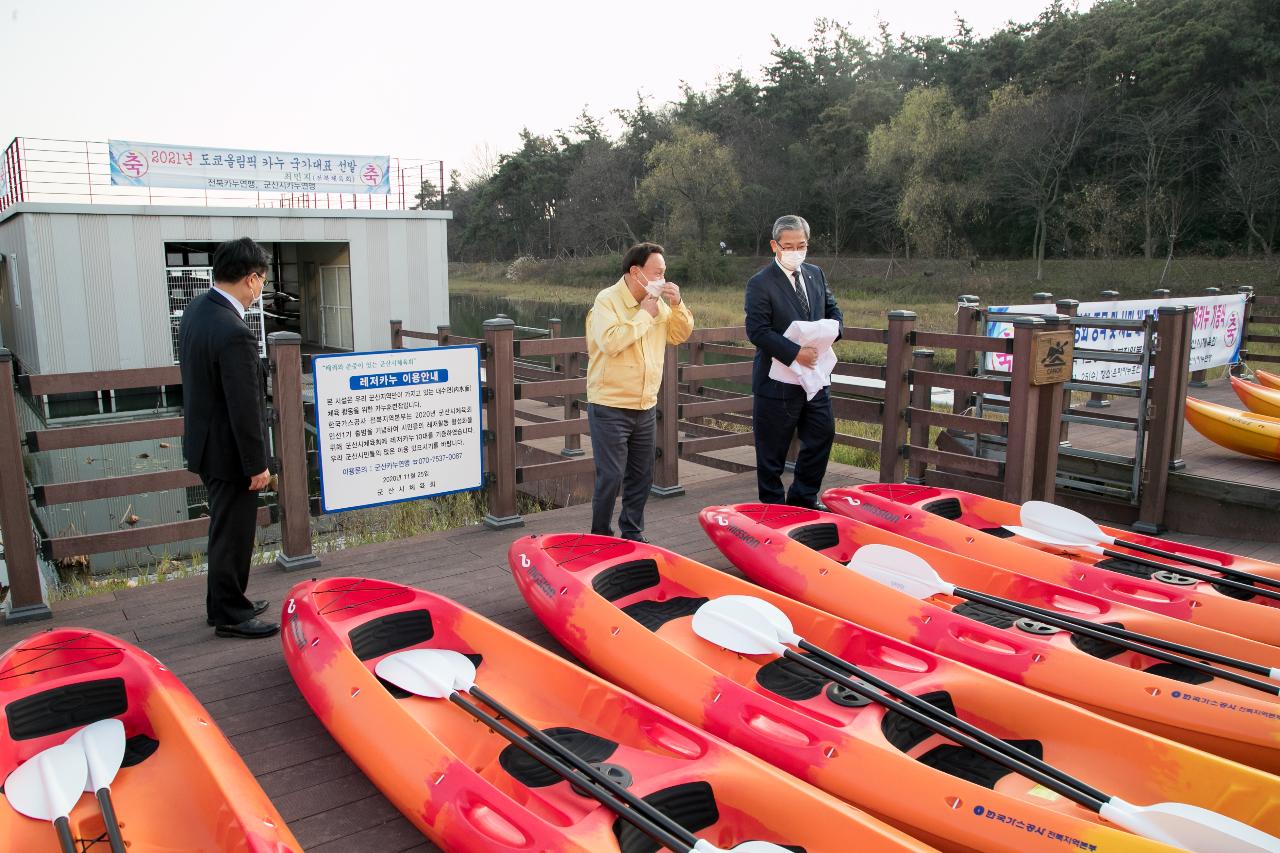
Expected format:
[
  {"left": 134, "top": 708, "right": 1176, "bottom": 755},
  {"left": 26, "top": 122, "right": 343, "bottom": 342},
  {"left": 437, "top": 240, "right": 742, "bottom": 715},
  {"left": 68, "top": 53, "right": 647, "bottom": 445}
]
[{"left": 2, "top": 0, "right": 1089, "bottom": 182}]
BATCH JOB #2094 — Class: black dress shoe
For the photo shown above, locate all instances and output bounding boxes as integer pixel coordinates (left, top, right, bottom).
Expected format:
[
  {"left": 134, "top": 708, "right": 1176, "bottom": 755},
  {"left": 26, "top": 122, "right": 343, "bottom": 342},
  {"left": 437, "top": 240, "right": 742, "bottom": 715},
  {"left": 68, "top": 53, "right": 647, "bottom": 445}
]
[
  {"left": 207, "top": 600, "right": 270, "bottom": 627},
  {"left": 214, "top": 617, "right": 280, "bottom": 639},
  {"left": 621, "top": 534, "right": 650, "bottom": 544}
]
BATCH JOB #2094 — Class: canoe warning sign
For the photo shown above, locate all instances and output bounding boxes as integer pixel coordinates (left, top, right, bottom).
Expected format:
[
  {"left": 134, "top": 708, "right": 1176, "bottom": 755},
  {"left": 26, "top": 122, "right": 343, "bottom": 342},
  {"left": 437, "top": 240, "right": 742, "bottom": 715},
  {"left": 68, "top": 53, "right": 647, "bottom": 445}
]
[{"left": 312, "top": 345, "right": 483, "bottom": 512}]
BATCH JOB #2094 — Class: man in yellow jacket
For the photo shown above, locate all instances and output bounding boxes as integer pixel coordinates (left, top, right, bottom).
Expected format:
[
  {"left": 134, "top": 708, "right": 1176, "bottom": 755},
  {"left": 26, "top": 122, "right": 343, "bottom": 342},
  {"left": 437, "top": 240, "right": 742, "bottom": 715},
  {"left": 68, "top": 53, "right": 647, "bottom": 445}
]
[{"left": 586, "top": 242, "right": 694, "bottom": 541}]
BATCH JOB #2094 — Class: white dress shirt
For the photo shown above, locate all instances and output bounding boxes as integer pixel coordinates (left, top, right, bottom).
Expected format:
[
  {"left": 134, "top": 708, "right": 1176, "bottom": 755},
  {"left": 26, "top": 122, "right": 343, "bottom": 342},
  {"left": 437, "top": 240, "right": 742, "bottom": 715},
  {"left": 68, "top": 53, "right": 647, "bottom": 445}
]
[{"left": 211, "top": 285, "right": 246, "bottom": 320}]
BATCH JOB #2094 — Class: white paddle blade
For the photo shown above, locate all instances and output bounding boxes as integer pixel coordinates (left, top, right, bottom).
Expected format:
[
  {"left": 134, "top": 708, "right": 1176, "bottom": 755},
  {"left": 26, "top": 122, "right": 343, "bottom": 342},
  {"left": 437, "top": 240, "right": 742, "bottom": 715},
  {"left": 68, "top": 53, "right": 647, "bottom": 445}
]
[
  {"left": 1001, "top": 524, "right": 1100, "bottom": 551},
  {"left": 1100, "top": 797, "right": 1280, "bottom": 853},
  {"left": 3, "top": 743, "right": 88, "bottom": 822},
  {"left": 375, "top": 649, "right": 477, "bottom": 698},
  {"left": 692, "top": 840, "right": 792, "bottom": 852},
  {"left": 67, "top": 718, "right": 126, "bottom": 792},
  {"left": 692, "top": 598, "right": 790, "bottom": 656},
  {"left": 847, "top": 544, "right": 955, "bottom": 599},
  {"left": 1020, "top": 501, "right": 1115, "bottom": 546}
]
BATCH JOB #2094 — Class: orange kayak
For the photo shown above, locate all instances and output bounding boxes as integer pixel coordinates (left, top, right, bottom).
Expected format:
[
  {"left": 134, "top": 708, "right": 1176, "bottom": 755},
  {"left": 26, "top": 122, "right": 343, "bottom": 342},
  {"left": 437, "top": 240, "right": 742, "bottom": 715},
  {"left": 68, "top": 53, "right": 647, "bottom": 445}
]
[
  {"left": 511, "top": 533, "right": 1280, "bottom": 852},
  {"left": 281, "top": 576, "right": 921, "bottom": 853},
  {"left": 0, "top": 629, "right": 300, "bottom": 852},
  {"left": 1185, "top": 395, "right": 1280, "bottom": 461},
  {"left": 699, "top": 504, "right": 1280, "bottom": 774},
  {"left": 824, "top": 484, "right": 1280, "bottom": 645},
  {"left": 1257, "top": 369, "right": 1280, "bottom": 391},
  {"left": 1232, "top": 374, "right": 1280, "bottom": 418}
]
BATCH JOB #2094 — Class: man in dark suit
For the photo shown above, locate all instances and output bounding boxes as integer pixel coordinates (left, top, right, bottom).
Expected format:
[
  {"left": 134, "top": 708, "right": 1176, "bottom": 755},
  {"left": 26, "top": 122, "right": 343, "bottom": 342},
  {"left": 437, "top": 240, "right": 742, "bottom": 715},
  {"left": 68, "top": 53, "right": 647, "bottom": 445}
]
[
  {"left": 745, "top": 215, "right": 843, "bottom": 508},
  {"left": 179, "top": 238, "right": 278, "bottom": 639}
]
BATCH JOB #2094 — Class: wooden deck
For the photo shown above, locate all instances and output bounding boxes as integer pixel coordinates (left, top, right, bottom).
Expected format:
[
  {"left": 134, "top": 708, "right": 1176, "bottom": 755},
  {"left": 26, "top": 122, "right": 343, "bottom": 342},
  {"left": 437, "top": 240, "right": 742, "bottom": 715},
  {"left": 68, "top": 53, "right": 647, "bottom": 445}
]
[
  {"left": 0, "top": 464, "right": 874, "bottom": 851},
  {"left": 1065, "top": 372, "right": 1280, "bottom": 490}
]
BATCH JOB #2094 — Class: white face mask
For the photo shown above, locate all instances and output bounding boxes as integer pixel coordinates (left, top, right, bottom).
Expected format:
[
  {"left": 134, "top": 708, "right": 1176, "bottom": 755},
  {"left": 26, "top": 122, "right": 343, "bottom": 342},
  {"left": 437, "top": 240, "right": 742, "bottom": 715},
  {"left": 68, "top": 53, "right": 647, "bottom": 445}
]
[
  {"left": 778, "top": 250, "right": 807, "bottom": 272},
  {"left": 637, "top": 272, "right": 665, "bottom": 298}
]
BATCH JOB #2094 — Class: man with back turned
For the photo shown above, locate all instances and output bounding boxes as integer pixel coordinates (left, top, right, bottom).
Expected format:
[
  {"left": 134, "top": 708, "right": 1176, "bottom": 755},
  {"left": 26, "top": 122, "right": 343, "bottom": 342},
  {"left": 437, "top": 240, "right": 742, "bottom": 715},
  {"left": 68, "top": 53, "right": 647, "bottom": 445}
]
[
  {"left": 745, "top": 215, "right": 843, "bottom": 508},
  {"left": 179, "top": 237, "right": 278, "bottom": 639}
]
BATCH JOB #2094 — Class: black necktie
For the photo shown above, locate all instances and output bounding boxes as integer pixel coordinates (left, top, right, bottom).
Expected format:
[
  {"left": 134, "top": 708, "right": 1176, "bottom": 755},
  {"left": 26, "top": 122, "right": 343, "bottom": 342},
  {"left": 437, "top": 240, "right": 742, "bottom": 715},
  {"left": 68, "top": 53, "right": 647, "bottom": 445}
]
[{"left": 793, "top": 270, "right": 809, "bottom": 315}]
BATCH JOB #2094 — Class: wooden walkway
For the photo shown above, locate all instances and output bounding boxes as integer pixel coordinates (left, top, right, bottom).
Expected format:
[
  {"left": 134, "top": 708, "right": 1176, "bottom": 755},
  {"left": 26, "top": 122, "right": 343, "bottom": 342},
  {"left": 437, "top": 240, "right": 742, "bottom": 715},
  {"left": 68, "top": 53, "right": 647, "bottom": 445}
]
[
  {"left": 0, "top": 464, "right": 874, "bottom": 852},
  {"left": 1065, "top": 373, "right": 1280, "bottom": 490}
]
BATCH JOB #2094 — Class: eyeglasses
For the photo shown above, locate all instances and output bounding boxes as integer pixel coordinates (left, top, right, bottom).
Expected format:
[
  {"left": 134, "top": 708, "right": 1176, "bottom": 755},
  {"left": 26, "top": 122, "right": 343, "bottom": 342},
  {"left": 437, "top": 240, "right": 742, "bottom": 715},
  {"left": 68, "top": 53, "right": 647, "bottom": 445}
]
[{"left": 775, "top": 242, "right": 808, "bottom": 251}]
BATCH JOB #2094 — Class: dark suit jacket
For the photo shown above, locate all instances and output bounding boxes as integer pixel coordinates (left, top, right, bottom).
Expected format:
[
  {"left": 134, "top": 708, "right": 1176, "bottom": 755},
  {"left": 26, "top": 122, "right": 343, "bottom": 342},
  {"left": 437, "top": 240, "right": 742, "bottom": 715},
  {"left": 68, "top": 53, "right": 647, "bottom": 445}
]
[
  {"left": 745, "top": 261, "right": 843, "bottom": 399},
  {"left": 178, "top": 290, "right": 269, "bottom": 481}
]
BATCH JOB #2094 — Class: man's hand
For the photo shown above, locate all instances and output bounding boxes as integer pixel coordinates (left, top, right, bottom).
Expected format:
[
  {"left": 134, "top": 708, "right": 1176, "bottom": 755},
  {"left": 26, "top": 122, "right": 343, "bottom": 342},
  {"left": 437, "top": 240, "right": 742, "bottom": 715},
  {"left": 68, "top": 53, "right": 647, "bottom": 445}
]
[
  {"left": 795, "top": 346, "right": 819, "bottom": 369},
  {"left": 248, "top": 468, "right": 272, "bottom": 491},
  {"left": 661, "top": 281, "right": 682, "bottom": 306},
  {"left": 641, "top": 294, "right": 660, "bottom": 317}
]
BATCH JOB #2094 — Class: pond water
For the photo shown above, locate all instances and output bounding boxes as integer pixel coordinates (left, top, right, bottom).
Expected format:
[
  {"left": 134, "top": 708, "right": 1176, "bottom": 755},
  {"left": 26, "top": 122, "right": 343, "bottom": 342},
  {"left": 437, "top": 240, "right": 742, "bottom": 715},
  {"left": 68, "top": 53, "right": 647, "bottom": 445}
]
[{"left": 448, "top": 291, "right": 590, "bottom": 339}]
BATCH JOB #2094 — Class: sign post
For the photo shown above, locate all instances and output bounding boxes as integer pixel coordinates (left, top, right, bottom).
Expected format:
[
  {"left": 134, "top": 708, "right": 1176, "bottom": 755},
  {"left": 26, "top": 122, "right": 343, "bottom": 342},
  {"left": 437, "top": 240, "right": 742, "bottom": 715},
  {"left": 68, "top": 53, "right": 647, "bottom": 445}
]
[{"left": 313, "top": 346, "right": 483, "bottom": 514}]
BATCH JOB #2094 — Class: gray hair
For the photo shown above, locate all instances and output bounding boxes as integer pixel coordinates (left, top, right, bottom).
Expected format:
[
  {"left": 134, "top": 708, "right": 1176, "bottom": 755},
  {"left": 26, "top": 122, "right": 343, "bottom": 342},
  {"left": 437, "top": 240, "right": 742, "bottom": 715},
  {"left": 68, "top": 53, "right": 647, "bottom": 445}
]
[{"left": 771, "top": 215, "right": 810, "bottom": 242}]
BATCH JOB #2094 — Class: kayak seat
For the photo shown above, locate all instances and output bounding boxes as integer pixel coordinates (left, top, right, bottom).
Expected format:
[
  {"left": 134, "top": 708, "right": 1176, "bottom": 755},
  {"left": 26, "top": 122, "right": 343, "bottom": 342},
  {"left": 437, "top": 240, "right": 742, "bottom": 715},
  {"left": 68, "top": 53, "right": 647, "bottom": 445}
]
[
  {"left": 1069, "top": 625, "right": 1126, "bottom": 660},
  {"left": 349, "top": 609, "right": 435, "bottom": 661},
  {"left": 1094, "top": 557, "right": 1160, "bottom": 580},
  {"left": 1211, "top": 578, "right": 1259, "bottom": 601},
  {"left": 922, "top": 498, "right": 964, "bottom": 521},
  {"left": 1144, "top": 662, "right": 1214, "bottom": 686},
  {"left": 952, "top": 601, "right": 1018, "bottom": 630},
  {"left": 755, "top": 652, "right": 830, "bottom": 701},
  {"left": 882, "top": 690, "right": 1044, "bottom": 789},
  {"left": 122, "top": 733, "right": 160, "bottom": 766},
  {"left": 498, "top": 726, "right": 619, "bottom": 788},
  {"left": 919, "top": 740, "right": 1045, "bottom": 790},
  {"left": 613, "top": 781, "right": 807, "bottom": 853},
  {"left": 623, "top": 597, "right": 710, "bottom": 632},
  {"left": 6, "top": 677, "right": 128, "bottom": 741},
  {"left": 787, "top": 523, "right": 841, "bottom": 552},
  {"left": 980, "top": 527, "right": 1017, "bottom": 538},
  {"left": 593, "top": 560, "right": 661, "bottom": 602}
]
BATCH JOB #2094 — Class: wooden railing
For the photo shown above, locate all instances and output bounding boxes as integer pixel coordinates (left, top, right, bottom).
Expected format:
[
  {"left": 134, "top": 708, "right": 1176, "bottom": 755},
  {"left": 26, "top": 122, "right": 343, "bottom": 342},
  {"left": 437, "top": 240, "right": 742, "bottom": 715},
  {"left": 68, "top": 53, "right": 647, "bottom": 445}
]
[
  {"left": 438, "top": 311, "right": 1063, "bottom": 529},
  {"left": 1242, "top": 290, "right": 1280, "bottom": 368},
  {"left": 0, "top": 333, "right": 319, "bottom": 624}
]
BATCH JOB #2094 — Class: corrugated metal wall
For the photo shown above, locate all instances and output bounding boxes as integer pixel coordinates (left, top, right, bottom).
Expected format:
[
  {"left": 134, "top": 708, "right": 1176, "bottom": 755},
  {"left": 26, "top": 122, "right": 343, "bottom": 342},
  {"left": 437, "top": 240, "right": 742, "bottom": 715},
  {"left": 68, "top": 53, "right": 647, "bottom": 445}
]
[{"left": 0, "top": 205, "right": 451, "bottom": 372}]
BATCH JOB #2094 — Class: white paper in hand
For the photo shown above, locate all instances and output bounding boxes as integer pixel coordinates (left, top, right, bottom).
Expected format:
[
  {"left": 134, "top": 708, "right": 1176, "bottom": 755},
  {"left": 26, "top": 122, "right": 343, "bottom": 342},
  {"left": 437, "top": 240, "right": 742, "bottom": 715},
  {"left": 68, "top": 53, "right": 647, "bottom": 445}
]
[{"left": 768, "top": 319, "right": 839, "bottom": 400}]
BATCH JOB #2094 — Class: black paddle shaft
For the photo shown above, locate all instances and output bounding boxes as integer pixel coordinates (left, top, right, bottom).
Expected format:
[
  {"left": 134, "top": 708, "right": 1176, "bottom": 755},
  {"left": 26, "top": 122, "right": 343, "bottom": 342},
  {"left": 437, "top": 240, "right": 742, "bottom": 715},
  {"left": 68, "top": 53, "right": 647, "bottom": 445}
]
[
  {"left": 1114, "top": 539, "right": 1280, "bottom": 590},
  {"left": 957, "top": 588, "right": 1280, "bottom": 697},
  {"left": 96, "top": 788, "right": 127, "bottom": 853},
  {"left": 54, "top": 816, "right": 76, "bottom": 853},
  {"left": 957, "top": 585, "right": 1278, "bottom": 681},
  {"left": 448, "top": 691, "right": 697, "bottom": 853},
  {"left": 784, "top": 644, "right": 1110, "bottom": 811},
  {"left": 1098, "top": 547, "right": 1280, "bottom": 602}
]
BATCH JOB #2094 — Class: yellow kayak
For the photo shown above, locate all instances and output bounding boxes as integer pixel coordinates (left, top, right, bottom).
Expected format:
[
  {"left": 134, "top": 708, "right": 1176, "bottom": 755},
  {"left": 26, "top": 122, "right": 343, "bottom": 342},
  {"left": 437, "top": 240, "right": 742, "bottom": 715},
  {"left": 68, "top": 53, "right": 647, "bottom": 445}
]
[
  {"left": 1232, "top": 375, "right": 1280, "bottom": 418},
  {"left": 1256, "top": 368, "right": 1280, "bottom": 391},
  {"left": 1184, "top": 395, "right": 1280, "bottom": 461}
]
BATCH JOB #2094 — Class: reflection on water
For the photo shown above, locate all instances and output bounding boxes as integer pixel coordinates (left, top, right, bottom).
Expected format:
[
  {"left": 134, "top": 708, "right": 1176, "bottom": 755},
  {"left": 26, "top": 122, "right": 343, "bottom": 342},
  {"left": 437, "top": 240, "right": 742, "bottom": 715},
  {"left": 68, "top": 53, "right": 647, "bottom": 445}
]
[{"left": 448, "top": 292, "right": 590, "bottom": 339}]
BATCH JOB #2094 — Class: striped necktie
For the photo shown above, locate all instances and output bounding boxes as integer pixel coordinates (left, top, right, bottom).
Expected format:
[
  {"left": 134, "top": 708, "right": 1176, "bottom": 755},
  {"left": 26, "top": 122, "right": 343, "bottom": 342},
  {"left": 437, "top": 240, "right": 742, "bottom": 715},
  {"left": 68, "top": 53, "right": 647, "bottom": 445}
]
[{"left": 792, "top": 270, "right": 809, "bottom": 315}]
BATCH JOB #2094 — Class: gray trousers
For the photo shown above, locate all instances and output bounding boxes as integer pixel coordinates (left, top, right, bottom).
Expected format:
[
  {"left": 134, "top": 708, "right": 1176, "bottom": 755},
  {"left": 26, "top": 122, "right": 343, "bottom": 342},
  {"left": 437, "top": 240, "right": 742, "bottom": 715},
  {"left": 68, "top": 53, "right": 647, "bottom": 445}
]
[{"left": 588, "top": 403, "right": 656, "bottom": 537}]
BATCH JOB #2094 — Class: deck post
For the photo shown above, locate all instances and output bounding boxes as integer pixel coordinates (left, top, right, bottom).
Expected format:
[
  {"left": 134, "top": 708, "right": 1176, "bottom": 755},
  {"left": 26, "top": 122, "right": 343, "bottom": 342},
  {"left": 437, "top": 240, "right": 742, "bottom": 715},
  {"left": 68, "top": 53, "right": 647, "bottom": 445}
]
[
  {"left": 436, "top": 324, "right": 451, "bottom": 348},
  {"left": 1087, "top": 290, "right": 1120, "bottom": 407},
  {"left": 390, "top": 319, "right": 403, "bottom": 350},
  {"left": 952, "top": 295, "right": 981, "bottom": 417},
  {"left": 1054, "top": 299, "right": 1079, "bottom": 445},
  {"left": 0, "top": 349, "right": 51, "bottom": 623},
  {"left": 1167, "top": 302, "right": 1194, "bottom": 472},
  {"left": 1032, "top": 314, "right": 1070, "bottom": 501},
  {"left": 878, "top": 310, "right": 916, "bottom": 483},
  {"left": 1233, "top": 286, "right": 1253, "bottom": 376},
  {"left": 651, "top": 344, "right": 684, "bottom": 498},
  {"left": 1032, "top": 292, "right": 1053, "bottom": 304},
  {"left": 561, "top": 348, "right": 584, "bottom": 457},
  {"left": 269, "top": 333, "right": 320, "bottom": 572},
  {"left": 906, "top": 348, "right": 934, "bottom": 484},
  {"left": 547, "top": 318, "right": 561, "bottom": 376},
  {"left": 1136, "top": 305, "right": 1190, "bottom": 533},
  {"left": 1152, "top": 288, "right": 1171, "bottom": 300},
  {"left": 1003, "top": 315, "right": 1046, "bottom": 503},
  {"left": 1189, "top": 287, "right": 1218, "bottom": 387},
  {"left": 482, "top": 318, "right": 523, "bottom": 530}
]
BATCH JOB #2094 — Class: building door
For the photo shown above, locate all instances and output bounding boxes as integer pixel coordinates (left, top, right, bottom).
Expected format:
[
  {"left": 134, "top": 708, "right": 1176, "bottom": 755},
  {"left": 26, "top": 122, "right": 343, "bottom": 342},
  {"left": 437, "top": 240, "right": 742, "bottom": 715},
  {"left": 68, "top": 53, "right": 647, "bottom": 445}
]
[
  {"left": 319, "top": 264, "right": 353, "bottom": 350},
  {"left": 167, "top": 266, "right": 267, "bottom": 363}
]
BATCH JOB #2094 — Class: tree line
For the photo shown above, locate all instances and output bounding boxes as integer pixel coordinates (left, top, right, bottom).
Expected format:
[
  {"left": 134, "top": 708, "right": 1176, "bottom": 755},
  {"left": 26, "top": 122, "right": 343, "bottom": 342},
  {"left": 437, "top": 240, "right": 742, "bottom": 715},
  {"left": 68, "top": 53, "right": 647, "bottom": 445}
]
[{"left": 434, "top": 0, "right": 1280, "bottom": 280}]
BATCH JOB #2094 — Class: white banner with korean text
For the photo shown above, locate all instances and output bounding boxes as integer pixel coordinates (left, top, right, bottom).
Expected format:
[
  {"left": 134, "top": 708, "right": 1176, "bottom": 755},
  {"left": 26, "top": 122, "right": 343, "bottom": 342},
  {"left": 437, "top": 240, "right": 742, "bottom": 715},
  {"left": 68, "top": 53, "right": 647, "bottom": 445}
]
[
  {"left": 984, "top": 294, "right": 1247, "bottom": 384},
  {"left": 313, "top": 346, "right": 483, "bottom": 513},
  {"left": 109, "top": 139, "right": 390, "bottom": 194}
]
